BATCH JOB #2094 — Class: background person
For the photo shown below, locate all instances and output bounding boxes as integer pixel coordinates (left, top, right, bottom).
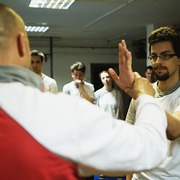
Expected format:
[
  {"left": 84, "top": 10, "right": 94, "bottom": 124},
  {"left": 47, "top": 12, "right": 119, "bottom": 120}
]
[
  {"left": 144, "top": 65, "right": 156, "bottom": 83},
  {"left": 63, "top": 61, "right": 95, "bottom": 103},
  {"left": 31, "top": 49, "right": 58, "bottom": 93},
  {"left": 95, "top": 70, "right": 124, "bottom": 119}
]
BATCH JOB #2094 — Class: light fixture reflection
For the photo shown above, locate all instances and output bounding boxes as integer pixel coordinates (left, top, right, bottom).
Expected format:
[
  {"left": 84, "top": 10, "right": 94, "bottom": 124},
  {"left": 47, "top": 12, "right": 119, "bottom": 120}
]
[
  {"left": 25, "top": 26, "right": 49, "bottom": 33},
  {"left": 29, "top": 0, "right": 75, "bottom": 9}
]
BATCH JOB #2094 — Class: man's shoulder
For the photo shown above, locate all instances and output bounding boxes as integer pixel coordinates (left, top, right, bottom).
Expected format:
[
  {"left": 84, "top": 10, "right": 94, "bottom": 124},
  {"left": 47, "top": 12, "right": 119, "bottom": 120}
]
[
  {"left": 95, "top": 88, "right": 103, "bottom": 96},
  {"left": 63, "top": 81, "right": 74, "bottom": 87},
  {"left": 63, "top": 81, "right": 75, "bottom": 90},
  {"left": 84, "top": 81, "right": 94, "bottom": 87},
  {"left": 42, "top": 74, "right": 56, "bottom": 82}
]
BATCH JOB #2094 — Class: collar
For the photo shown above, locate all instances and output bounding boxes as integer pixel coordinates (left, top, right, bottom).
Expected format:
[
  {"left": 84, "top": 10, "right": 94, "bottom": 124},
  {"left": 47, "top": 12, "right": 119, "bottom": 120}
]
[
  {"left": 0, "top": 65, "right": 43, "bottom": 90},
  {"left": 155, "top": 80, "right": 180, "bottom": 97}
]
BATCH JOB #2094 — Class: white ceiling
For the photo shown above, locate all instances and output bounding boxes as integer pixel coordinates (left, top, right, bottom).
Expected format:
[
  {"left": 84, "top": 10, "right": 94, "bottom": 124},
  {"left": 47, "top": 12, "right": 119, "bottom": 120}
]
[{"left": 1, "top": 0, "right": 180, "bottom": 47}]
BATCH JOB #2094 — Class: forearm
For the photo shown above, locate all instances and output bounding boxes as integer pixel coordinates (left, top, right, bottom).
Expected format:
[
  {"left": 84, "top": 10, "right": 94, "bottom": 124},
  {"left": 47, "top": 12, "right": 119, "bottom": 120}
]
[
  {"left": 79, "top": 86, "right": 94, "bottom": 103},
  {"left": 79, "top": 95, "right": 167, "bottom": 177},
  {"left": 126, "top": 174, "right": 133, "bottom": 180},
  {"left": 166, "top": 111, "right": 180, "bottom": 140}
]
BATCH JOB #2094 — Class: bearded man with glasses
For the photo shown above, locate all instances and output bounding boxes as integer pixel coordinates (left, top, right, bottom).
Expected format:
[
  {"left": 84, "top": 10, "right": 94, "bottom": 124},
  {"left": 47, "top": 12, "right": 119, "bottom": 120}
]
[{"left": 126, "top": 26, "right": 180, "bottom": 180}]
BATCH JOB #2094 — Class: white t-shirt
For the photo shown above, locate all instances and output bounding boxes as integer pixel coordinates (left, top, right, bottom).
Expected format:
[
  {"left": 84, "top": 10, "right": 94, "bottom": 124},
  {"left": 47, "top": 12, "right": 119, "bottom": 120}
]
[
  {"left": 62, "top": 81, "right": 94, "bottom": 99},
  {"left": 95, "top": 87, "right": 123, "bottom": 119},
  {"left": 126, "top": 81, "right": 180, "bottom": 180},
  {"left": 42, "top": 73, "right": 58, "bottom": 93}
]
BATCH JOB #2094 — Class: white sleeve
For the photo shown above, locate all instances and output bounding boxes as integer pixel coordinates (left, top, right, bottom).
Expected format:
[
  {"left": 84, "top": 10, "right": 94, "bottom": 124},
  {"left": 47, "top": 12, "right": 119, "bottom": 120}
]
[
  {"left": 5, "top": 87, "right": 167, "bottom": 177},
  {"left": 49, "top": 80, "right": 58, "bottom": 94},
  {"left": 78, "top": 95, "right": 167, "bottom": 176},
  {"left": 62, "top": 84, "right": 69, "bottom": 94}
]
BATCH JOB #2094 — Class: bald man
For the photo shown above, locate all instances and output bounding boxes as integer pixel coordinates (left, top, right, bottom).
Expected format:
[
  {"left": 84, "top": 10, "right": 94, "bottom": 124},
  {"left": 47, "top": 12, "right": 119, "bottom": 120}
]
[{"left": 0, "top": 3, "right": 168, "bottom": 180}]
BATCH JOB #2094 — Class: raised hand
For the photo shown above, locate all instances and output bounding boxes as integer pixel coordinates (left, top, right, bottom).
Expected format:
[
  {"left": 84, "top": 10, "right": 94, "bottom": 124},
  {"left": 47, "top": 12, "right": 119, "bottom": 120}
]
[{"left": 108, "top": 40, "right": 134, "bottom": 90}]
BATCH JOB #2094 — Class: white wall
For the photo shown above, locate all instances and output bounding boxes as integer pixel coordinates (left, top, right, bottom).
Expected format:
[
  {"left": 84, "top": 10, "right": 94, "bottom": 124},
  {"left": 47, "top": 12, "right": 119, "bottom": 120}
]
[{"left": 30, "top": 44, "right": 146, "bottom": 91}]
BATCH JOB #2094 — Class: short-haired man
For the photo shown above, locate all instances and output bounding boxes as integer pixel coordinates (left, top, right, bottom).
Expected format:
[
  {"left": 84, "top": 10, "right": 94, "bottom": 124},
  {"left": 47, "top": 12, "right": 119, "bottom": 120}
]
[
  {"left": 145, "top": 65, "right": 156, "bottom": 83},
  {"left": 63, "top": 61, "right": 95, "bottom": 103},
  {"left": 126, "top": 26, "right": 180, "bottom": 180},
  {"left": 31, "top": 50, "right": 58, "bottom": 93}
]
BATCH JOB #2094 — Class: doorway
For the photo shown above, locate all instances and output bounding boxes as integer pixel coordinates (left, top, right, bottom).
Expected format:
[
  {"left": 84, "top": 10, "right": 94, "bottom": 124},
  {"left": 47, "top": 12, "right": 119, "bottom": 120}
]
[{"left": 90, "top": 63, "right": 118, "bottom": 91}]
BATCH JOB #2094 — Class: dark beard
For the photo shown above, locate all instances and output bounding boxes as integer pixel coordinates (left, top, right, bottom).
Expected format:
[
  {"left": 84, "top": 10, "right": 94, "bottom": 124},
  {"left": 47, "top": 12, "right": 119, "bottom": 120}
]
[
  {"left": 153, "top": 65, "right": 170, "bottom": 81},
  {"left": 155, "top": 73, "right": 170, "bottom": 81}
]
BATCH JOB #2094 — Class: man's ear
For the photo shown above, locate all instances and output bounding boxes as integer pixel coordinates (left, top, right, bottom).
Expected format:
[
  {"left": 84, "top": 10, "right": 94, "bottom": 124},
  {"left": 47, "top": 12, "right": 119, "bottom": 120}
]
[
  {"left": 71, "top": 73, "right": 74, "bottom": 78},
  {"left": 17, "top": 33, "right": 25, "bottom": 57}
]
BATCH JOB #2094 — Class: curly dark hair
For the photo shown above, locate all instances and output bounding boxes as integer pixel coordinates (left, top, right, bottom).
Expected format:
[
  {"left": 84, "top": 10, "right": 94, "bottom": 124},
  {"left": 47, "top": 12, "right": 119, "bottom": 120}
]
[{"left": 148, "top": 26, "right": 180, "bottom": 58}]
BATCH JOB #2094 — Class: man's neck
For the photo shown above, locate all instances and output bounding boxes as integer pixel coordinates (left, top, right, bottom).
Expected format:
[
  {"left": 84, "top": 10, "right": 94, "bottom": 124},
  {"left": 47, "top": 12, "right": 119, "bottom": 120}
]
[
  {"left": 36, "top": 72, "right": 43, "bottom": 77},
  {"left": 104, "top": 85, "right": 113, "bottom": 92},
  {"left": 158, "top": 73, "right": 180, "bottom": 92}
]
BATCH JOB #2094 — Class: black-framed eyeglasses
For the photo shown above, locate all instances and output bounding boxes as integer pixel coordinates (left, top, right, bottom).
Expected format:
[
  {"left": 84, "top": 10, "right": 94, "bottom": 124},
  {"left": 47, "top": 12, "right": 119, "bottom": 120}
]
[{"left": 148, "top": 53, "right": 176, "bottom": 61}]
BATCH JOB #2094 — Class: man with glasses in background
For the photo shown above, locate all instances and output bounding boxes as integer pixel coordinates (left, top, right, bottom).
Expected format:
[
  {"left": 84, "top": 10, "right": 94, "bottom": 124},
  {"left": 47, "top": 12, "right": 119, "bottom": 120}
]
[{"left": 126, "top": 26, "right": 180, "bottom": 180}]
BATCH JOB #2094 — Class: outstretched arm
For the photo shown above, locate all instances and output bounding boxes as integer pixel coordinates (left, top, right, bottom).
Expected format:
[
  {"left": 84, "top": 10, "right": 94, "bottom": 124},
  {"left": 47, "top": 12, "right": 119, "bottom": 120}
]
[{"left": 108, "top": 40, "right": 134, "bottom": 90}]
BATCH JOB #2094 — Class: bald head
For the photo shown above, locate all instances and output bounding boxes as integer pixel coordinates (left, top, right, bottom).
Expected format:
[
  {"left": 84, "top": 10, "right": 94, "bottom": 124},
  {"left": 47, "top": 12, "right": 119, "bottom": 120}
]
[
  {"left": 0, "top": 3, "right": 31, "bottom": 68},
  {"left": 0, "top": 4, "right": 24, "bottom": 47}
]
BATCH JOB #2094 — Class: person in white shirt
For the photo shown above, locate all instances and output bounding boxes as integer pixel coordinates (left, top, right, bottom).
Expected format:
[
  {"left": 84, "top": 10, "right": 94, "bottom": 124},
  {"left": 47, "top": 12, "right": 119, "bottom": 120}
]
[
  {"left": 63, "top": 61, "right": 95, "bottom": 103},
  {"left": 31, "top": 49, "right": 58, "bottom": 93},
  {"left": 95, "top": 70, "right": 124, "bottom": 119},
  {"left": 126, "top": 26, "right": 180, "bottom": 180}
]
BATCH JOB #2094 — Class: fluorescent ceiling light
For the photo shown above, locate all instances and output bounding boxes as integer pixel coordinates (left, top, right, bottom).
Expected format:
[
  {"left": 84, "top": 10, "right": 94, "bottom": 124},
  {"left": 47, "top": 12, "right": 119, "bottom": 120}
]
[
  {"left": 29, "top": 0, "right": 75, "bottom": 9},
  {"left": 25, "top": 26, "right": 49, "bottom": 32}
]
